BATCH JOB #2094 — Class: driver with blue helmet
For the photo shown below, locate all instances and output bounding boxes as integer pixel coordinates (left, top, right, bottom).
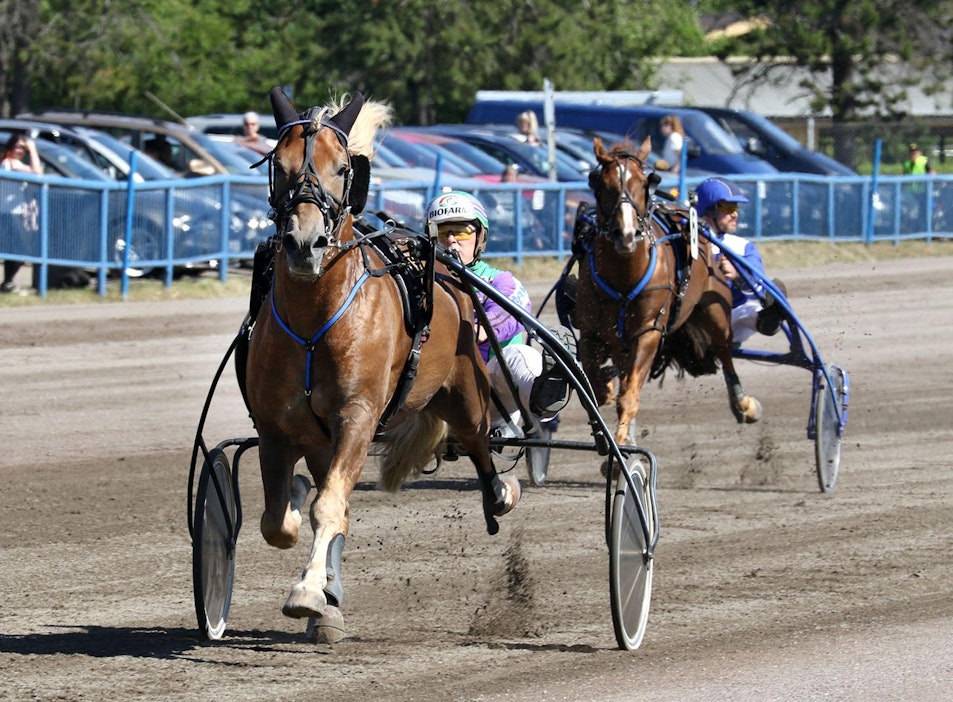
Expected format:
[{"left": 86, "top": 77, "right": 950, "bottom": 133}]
[{"left": 694, "top": 177, "right": 786, "bottom": 343}]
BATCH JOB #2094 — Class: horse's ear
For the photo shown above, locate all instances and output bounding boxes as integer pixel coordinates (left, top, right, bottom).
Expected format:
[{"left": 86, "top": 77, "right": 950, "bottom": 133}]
[
  {"left": 270, "top": 86, "right": 298, "bottom": 130},
  {"left": 329, "top": 92, "right": 365, "bottom": 136},
  {"left": 348, "top": 155, "right": 370, "bottom": 213},
  {"left": 646, "top": 171, "right": 662, "bottom": 196}
]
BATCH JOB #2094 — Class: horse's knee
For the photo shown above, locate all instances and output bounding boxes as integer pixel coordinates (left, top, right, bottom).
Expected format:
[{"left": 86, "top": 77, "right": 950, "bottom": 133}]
[{"left": 260, "top": 507, "right": 301, "bottom": 549}]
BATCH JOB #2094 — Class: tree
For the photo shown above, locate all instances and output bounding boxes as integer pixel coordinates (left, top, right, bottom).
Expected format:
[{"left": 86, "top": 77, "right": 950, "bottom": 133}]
[{"left": 708, "top": 0, "right": 953, "bottom": 165}]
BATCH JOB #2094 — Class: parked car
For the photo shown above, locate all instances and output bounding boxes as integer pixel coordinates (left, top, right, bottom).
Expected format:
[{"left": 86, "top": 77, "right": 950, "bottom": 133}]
[
  {"left": 423, "top": 125, "right": 589, "bottom": 182},
  {"left": 694, "top": 107, "right": 857, "bottom": 176},
  {"left": 186, "top": 112, "right": 280, "bottom": 142},
  {"left": 465, "top": 101, "right": 779, "bottom": 176},
  {"left": 18, "top": 109, "right": 266, "bottom": 178},
  {"left": 4, "top": 119, "right": 272, "bottom": 264},
  {"left": 0, "top": 129, "right": 257, "bottom": 279}
]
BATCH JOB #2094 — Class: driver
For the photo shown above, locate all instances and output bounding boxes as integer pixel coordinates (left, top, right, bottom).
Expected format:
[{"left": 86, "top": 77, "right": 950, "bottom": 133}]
[
  {"left": 694, "top": 177, "right": 786, "bottom": 344},
  {"left": 424, "top": 190, "right": 573, "bottom": 429}
]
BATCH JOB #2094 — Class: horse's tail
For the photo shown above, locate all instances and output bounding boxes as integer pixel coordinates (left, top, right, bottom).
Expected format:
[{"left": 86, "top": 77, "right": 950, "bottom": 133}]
[
  {"left": 652, "top": 319, "right": 720, "bottom": 380},
  {"left": 378, "top": 411, "right": 448, "bottom": 492}
]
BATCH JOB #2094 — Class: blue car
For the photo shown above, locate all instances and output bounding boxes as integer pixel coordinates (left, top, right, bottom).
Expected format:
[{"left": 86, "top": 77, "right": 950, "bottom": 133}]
[{"left": 466, "top": 101, "right": 779, "bottom": 176}]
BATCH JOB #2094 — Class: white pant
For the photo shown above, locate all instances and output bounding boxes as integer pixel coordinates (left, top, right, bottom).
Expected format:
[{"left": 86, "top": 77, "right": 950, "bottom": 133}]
[
  {"left": 485, "top": 344, "right": 543, "bottom": 426},
  {"left": 731, "top": 298, "right": 762, "bottom": 345}
]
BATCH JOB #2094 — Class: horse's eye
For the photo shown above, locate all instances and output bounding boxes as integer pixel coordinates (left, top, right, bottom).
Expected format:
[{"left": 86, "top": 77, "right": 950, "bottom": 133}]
[{"left": 337, "top": 165, "right": 348, "bottom": 177}]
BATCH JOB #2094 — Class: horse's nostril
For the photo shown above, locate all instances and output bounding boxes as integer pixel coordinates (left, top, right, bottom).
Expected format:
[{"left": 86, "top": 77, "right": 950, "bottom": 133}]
[
  {"left": 282, "top": 234, "right": 299, "bottom": 253},
  {"left": 313, "top": 236, "right": 329, "bottom": 251}
]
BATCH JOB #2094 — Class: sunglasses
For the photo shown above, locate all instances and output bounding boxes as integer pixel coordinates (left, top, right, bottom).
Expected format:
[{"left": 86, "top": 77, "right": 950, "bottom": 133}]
[
  {"left": 716, "top": 202, "right": 739, "bottom": 215},
  {"left": 436, "top": 226, "right": 476, "bottom": 242}
]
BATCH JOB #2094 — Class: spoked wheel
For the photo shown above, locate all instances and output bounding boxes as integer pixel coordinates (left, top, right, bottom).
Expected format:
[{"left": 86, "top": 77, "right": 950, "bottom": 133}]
[
  {"left": 526, "top": 421, "right": 553, "bottom": 487},
  {"left": 814, "top": 364, "right": 848, "bottom": 494},
  {"left": 609, "top": 456, "right": 654, "bottom": 651},
  {"left": 192, "top": 448, "right": 238, "bottom": 640}
]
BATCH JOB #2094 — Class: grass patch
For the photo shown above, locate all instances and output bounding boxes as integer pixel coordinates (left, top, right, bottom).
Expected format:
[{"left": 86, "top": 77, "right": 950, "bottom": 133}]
[{"left": 3, "top": 238, "right": 952, "bottom": 307}]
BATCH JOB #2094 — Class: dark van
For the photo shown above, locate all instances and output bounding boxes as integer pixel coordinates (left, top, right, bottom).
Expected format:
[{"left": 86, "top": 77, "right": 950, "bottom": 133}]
[
  {"left": 466, "top": 101, "right": 778, "bottom": 176},
  {"left": 695, "top": 107, "right": 856, "bottom": 176}
]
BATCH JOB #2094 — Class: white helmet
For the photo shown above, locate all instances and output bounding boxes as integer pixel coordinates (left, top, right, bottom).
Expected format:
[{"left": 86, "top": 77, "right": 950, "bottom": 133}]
[{"left": 425, "top": 190, "right": 489, "bottom": 259}]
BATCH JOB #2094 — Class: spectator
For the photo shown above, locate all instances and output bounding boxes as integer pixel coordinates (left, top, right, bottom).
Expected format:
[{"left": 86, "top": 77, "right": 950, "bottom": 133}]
[
  {"left": 515, "top": 111, "right": 541, "bottom": 146},
  {"left": 1, "top": 132, "right": 42, "bottom": 293},
  {"left": 902, "top": 142, "right": 935, "bottom": 176},
  {"left": 658, "top": 114, "right": 685, "bottom": 173},
  {"left": 694, "top": 177, "right": 786, "bottom": 344},
  {"left": 236, "top": 111, "right": 271, "bottom": 156},
  {"left": 424, "top": 190, "right": 572, "bottom": 429}
]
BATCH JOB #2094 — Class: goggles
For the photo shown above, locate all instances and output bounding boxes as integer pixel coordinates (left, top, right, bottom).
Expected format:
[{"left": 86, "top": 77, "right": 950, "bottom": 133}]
[{"left": 436, "top": 223, "right": 478, "bottom": 241}]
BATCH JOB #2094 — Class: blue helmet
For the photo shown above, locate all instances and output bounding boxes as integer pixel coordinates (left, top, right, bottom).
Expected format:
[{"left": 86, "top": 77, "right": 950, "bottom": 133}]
[{"left": 694, "top": 178, "right": 749, "bottom": 216}]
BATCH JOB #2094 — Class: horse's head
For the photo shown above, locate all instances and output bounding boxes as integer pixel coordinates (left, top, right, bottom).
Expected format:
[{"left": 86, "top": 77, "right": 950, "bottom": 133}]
[
  {"left": 267, "top": 86, "right": 391, "bottom": 278},
  {"left": 589, "top": 136, "right": 659, "bottom": 255}
]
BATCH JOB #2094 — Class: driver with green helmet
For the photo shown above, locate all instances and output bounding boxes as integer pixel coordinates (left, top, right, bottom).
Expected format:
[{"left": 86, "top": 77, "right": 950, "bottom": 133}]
[{"left": 425, "top": 190, "right": 572, "bottom": 426}]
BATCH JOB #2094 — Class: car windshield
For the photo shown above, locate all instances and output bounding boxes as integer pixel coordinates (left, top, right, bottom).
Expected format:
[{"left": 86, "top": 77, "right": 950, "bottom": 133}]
[
  {"left": 192, "top": 133, "right": 264, "bottom": 176},
  {"left": 82, "top": 130, "right": 178, "bottom": 180},
  {"left": 678, "top": 113, "right": 746, "bottom": 154},
  {"left": 34, "top": 140, "right": 110, "bottom": 180}
]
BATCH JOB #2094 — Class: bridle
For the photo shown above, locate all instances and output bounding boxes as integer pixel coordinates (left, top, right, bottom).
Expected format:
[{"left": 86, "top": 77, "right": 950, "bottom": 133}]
[
  {"left": 263, "top": 108, "right": 357, "bottom": 253},
  {"left": 591, "top": 151, "right": 658, "bottom": 245}
]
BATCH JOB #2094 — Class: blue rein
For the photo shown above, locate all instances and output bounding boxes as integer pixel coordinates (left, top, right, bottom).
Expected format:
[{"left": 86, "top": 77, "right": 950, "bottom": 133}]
[{"left": 270, "top": 270, "right": 371, "bottom": 395}]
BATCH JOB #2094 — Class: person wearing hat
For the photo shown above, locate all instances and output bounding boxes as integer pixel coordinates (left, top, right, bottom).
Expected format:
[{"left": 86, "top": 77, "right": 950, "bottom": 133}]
[
  {"left": 903, "top": 143, "right": 935, "bottom": 176},
  {"left": 694, "top": 177, "right": 786, "bottom": 344},
  {"left": 424, "top": 190, "right": 573, "bottom": 429}
]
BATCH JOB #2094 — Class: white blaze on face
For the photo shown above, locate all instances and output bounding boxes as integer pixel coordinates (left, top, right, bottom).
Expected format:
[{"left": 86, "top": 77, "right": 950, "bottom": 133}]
[{"left": 617, "top": 162, "right": 638, "bottom": 249}]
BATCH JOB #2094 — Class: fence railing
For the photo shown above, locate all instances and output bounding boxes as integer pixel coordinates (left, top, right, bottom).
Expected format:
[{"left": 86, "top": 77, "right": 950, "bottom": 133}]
[{"left": 2, "top": 168, "right": 951, "bottom": 298}]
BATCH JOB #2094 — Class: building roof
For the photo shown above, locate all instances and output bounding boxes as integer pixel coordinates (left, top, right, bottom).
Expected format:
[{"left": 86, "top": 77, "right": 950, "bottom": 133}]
[{"left": 655, "top": 57, "right": 953, "bottom": 119}]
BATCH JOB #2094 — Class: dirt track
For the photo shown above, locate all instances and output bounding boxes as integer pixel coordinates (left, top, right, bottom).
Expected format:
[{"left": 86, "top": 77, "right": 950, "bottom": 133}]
[{"left": 1, "top": 257, "right": 952, "bottom": 701}]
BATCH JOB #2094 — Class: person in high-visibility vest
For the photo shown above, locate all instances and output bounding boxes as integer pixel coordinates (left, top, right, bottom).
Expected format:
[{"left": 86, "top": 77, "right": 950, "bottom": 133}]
[{"left": 903, "top": 143, "right": 935, "bottom": 175}]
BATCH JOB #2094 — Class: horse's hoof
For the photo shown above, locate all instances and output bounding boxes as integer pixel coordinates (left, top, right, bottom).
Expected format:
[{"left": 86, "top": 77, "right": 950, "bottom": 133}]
[
  {"left": 494, "top": 474, "right": 521, "bottom": 517},
  {"left": 740, "top": 396, "right": 763, "bottom": 424},
  {"left": 305, "top": 606, "right": 347, "bottom": 644},
  {"left": 282, "top": 584, "right": 326, "bottom": 619}
]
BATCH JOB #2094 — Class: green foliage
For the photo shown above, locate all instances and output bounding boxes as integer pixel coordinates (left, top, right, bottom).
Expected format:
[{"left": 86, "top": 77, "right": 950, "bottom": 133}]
[{"left": 7, "top": 0, "right": 708, "bottom": 123}]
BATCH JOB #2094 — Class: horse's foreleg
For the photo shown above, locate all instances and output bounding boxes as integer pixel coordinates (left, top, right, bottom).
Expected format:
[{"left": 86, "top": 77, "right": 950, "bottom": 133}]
[
  {"left": 613, "top": 340, "right": 659, "bottom": 445},
  {"left": 282, "top": 438, "right": 364, "bottom": 631},
  {"left": 258, "top": 435, "right": 307, "bottom": 549},
  {"left": 723, "top": 363, "right": 762, "bottom": 424},
  {"left": 466, "top": 439, "right": 521, "bottom": 536}
]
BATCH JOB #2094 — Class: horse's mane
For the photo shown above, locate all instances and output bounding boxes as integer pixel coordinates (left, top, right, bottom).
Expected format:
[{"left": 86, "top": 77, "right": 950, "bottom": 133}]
[{"left": 311, "top": 93, "right": 393, "bottom": 159}]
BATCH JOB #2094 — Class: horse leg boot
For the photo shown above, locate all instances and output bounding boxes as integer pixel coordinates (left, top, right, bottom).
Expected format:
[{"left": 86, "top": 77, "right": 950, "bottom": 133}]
[
  {"left": 724, "top": 369, "right": 762, "bottom": 424},
  {"left": 304, "top": 534, "right": 347, "bottom": 644}
]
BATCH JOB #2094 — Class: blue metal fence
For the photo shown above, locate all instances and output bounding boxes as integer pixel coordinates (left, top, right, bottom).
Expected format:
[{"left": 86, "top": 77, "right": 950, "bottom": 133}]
[{"left": 2, "top": 166, "right": 951, "bottom": 298}]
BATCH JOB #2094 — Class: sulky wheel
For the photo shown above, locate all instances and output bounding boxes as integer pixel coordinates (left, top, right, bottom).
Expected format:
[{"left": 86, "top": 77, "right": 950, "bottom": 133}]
[
  {"left": 192, "top": 448, "right": 239, "bottom": 640},
  {"left": 814, "top": 364, "right": 848, "bottom": 494},
  {"left": 609, "top": 456, "right": 654, "bottom": 651},
  {"left": 526, "top": 421, "right": 553, "bottom": 486}
]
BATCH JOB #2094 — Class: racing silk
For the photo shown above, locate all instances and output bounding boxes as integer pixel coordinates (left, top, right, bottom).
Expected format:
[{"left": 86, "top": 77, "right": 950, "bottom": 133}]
[
  {"left": 469, "top": 259, "right": 532, "bottom": 362},
  {"left": 708, "top": 228, "right": 766, "bottom": 309}
]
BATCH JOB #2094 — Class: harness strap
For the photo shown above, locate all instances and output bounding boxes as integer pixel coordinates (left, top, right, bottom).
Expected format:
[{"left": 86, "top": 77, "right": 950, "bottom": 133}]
[
  {"left": 588, "top": 244, "right": 658, "bottom": 338},
  {"left": 270, "top": 270, "right": 371, "bottom": 395}
]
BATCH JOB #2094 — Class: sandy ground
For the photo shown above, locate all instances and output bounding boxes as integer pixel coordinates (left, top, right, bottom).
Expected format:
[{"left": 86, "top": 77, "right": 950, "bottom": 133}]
[{"left": 1, "top": 257, "right": 952, "bottom": 701}]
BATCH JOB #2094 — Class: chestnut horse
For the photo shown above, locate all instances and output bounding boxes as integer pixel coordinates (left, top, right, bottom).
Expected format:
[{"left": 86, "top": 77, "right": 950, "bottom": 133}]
[
  {"left": 245, "top": 87, "right": 520, "bottom": 642},
  {"left": 574, "top": 137, "right": 761, "bottom": 446}
]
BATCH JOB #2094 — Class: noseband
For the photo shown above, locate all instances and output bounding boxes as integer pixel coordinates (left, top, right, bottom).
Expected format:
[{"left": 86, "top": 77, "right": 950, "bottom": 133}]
[
  {"left": 265, "top": 108, "right": 356, "bottom": 250},
  {"left": 592, "top": 152, "right": 656, "bottom": 244}
]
